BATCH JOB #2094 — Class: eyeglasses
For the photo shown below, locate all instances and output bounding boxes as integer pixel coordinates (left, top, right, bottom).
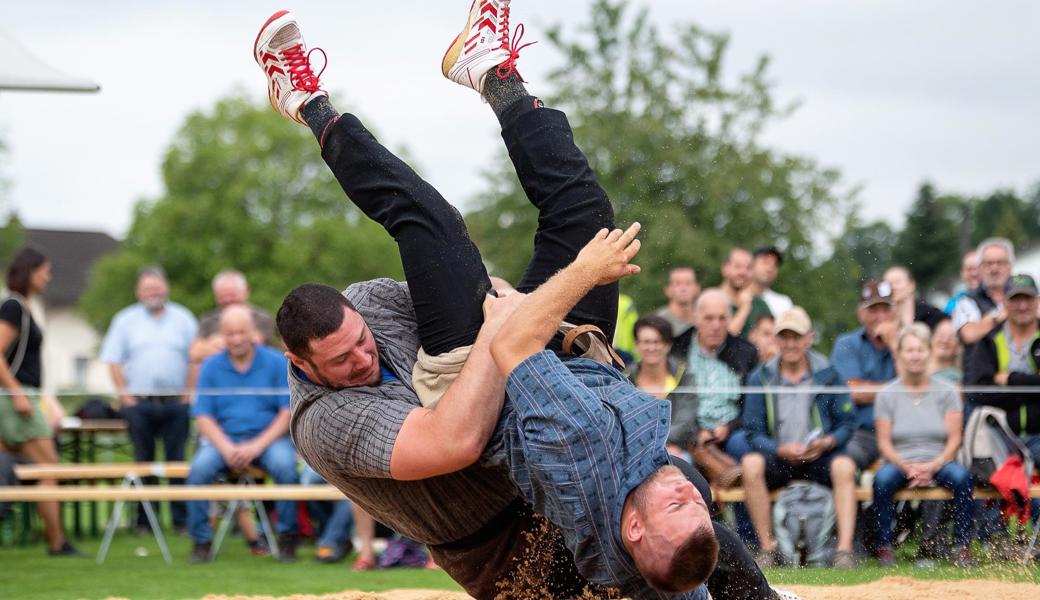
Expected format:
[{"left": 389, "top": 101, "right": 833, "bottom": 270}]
[
  {"left": 981, "top": 259, "right": 1010, "bottom": 267},
  {"left": 636, "top": 339, "right": 666, "bottom": 347}
]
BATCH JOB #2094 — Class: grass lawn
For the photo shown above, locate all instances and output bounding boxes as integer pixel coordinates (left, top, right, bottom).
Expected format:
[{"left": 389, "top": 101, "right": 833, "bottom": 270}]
[
  {"left": 2, "top": 533, "right": 460, "bottom": 600},
  {"left": 3, "top": 532, "right": 1038, "bottom": 600}
]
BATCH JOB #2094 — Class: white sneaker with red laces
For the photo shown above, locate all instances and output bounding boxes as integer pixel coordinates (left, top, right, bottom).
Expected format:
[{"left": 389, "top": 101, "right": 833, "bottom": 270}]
[
  {"left": 253, "top": 9, "right": 328, "bottom": 125},
  {"left": 442, "top": 0, "right": 533, "bottom": 94}
]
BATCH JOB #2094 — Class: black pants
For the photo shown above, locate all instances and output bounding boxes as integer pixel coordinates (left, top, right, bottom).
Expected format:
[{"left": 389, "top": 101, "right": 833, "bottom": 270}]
[
  {"left": 122, "top": 397, "right": 189, "bottom": 527},
  {"left": 318, "top": 107, "right": 617, "bottom": 355}
]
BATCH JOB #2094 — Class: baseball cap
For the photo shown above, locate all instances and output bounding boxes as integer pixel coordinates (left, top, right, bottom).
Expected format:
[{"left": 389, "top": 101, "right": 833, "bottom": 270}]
[
  {"left": 860, "top": 279, "right": 895, "bottom": 307},
  {"left": 1004, "top": 273, "right": 1038, "bottom": 298},
  {"left": 774, "top": 306, "right": 812, "bottom": 336}
]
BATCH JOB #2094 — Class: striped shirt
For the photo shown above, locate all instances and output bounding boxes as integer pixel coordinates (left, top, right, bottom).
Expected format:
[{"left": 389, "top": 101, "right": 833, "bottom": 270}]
[
  {"left": 485, "top": 350, "right": 708, "bottom": 600},
  {"left": 289, "top": 279, "right": 518, "bottom": 544}
]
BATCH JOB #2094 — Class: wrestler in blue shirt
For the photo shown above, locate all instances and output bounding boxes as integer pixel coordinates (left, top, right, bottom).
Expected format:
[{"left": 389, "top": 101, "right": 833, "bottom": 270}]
[{"left": 486, "top": 224, "right": 717, "bottom": 599}]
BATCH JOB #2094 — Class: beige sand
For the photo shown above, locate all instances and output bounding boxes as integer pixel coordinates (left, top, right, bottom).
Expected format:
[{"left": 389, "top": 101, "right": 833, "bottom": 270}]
[{"left": 199, "top": 576, "right": 1040, "bottom": 600}]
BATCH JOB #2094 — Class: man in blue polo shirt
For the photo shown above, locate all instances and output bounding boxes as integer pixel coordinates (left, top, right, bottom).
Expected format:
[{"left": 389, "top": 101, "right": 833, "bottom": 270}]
[
  {"left": 830, "top": 280, "right": 898, "bottom": 470},
  {"left": 187, "top": 304, "right": 298, "bottom": 563}
]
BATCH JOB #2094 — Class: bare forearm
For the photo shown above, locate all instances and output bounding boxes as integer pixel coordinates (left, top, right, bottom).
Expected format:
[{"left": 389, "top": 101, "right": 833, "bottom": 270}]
[
  {"left": 196, "top": 416, "right": 234, "bottom": 455},
  {"left": 493, "top": 261, "right": 599, "bottom": 371},
  {"left": 251, "top": 410, "right": 291, "bottom": 449},
  {"left": 958, "top": 319, "right": 995, "bottom": 345},
  {"left": 390, "top": 320, "right": 506, "bottom": 480},
  {"left": 0, "top": 360, "right": 23, "bottom": 395},
  {"left": 728, "top": 303, "right": 751, "bottom": 336}
]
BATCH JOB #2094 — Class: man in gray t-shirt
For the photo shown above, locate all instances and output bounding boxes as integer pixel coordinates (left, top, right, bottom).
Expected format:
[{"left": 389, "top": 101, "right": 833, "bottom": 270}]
[{"left": 874, "top": 378, "right": 961, "bottom": 463}]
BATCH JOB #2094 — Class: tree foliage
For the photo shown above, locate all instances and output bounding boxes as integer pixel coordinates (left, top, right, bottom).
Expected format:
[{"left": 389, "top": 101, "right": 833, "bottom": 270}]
[
  {"left": 80, "top": 94, "right": 402, "bottom": 330},
  {"left": 0, "top": 138, "right": 24, "bottom": 270},
  {"left": 465, "top": 0, "right": 858, "bottom": 347},
  {"left": 891, "top": 183, "right": 961, "bottom": 291}
]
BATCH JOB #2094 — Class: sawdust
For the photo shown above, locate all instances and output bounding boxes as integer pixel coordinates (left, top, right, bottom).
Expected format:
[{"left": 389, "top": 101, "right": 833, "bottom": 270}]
[{"left": 199, "top": 576, "right": 1040, "bottom": 600}]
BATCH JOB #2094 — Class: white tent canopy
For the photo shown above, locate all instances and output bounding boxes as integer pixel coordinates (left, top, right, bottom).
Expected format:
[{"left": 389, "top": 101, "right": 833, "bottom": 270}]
[{"left": 0, "top": 29, "right": 99, "bottom": 93}]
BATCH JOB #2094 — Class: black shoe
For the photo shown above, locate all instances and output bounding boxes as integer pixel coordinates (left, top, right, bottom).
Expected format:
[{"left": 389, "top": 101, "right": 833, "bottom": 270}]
[
  {"left": 247, "top": 537, "right": 271, "bottom": 557},
  {"left": 48, "top": 541, "right": 83, "bottom": 557},
  {"left": 189, "top": 542, "right": 213, "bottom": 564},
  {"left": 276, "top": 534, "right": 297, "bottom": 562}
]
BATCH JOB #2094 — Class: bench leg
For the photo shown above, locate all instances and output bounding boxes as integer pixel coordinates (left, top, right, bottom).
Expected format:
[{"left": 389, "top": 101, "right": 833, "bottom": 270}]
[
  {"left": 139, "top": 492, "right": 172, "bottom": 565},
  {"left": 1026, "top": 518, "right": 1040, "bottom": 564},
  {"left": 96, "top": 497, "right": 124, "bottom": 564},
  {"left": 209, "top": 499, "right": 240, "bottom": 561},
  {"left": 253, "top": 498, "right": 279, "bottom": 558}
]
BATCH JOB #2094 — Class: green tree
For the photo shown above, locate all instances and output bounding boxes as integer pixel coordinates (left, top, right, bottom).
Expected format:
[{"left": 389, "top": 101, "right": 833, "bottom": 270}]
[
  {"left": 833, "top": 215, "right": 895, "bottom": 282},
  {"left": 892, "top": 183, "right": 961, "bottom": 291},
  {"left": 465, "top": 0, "right": 856, "bottom": 348},
  {"left": 970, "top": 189, "right": 1038, "bottom": 248},
  {"left": 80, "top": 94, "right": 402, "bottom": 330},
  {"left": 0, "top": 138, "right": 25, "bottom": 269}
]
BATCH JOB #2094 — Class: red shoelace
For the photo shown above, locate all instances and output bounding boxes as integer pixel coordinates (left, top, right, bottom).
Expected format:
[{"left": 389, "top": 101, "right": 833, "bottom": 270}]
[
  {"left": 496, "top": 19, "right": 536, "bottom": 81},
  {"left": 280, "top": 44, "right": 327, "bottom": 92}
]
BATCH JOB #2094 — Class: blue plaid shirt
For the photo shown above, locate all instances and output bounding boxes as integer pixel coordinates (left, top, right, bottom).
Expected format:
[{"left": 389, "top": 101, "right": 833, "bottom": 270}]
[{"left": 486, "top": 350, "right": 709, "bottom": 600}]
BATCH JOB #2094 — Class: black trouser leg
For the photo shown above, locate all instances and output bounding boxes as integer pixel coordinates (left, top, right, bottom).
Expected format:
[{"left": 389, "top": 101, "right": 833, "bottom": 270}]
[
  {"left": 501, "top": 108, "right": 618, "bottom": 340},
  {"left": 161, "top": 402, "right": 190, "bottom": 527},
  {"left": 123, "top": 402, "right": 158, "bottom": 527},
  {"left": 319, "top": 113, "right": 491, "bottom": 356},
  {"left": 709, "top": 522, "right": 776, "bottom": 600}
]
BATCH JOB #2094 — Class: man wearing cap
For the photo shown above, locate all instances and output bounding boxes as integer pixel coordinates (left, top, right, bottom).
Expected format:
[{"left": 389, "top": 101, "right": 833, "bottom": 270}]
[
  {"left": 752, "top": 247, "right": 793, "bottom": 319},
  {"left": 829, "top": 280, "right": 899, "bottom": 471},
  {"left": 966, "top": 273, "right": 1040, "bottom": 468},
  {"left": 741, "top": 307, "right": 858, "bottom": 568}
]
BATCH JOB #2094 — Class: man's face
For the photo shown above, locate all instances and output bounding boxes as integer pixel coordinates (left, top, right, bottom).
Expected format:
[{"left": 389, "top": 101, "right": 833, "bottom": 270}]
[
  {"left": 751, "top": 254, "right": 779, "bottom": 289},
  {"left": 777, "top": 330, "right": 811, "bottom": 366},
  {"left": 136, "top": 274, "right": 169, "bottom": 311},
  {"left": 696, "top": 294, "right": 729, "bottom": 351},
  {"left": 1007, "top": 294, "right": 1038, "bottom": 328},
  {"left": 221, "top": 312, "right": 257, "bottom": 360},
  {"left": 859, "top": 303, "right": 895, "bottom": 338},
  {"left": 748, "top": 318, "right": 777, "bottom": 362},
  {"left": 290, "top": 306, "right": 381, "bottom": 388},
  {"left": 635, "top": 466, "right": 712, "bottom": 569},
  {"left": 214, "top": 279, "right": 249, "bottom": 308},
  {"left": 883, "top": 268, "right": 914, "bottom": 304},
  {"left": 979, "top": 245, "right": 1011, "bottom": 290},
  {"left": 961, "top": 251, "right": 979, "bottom": 289},
  {"left": 722, "top": 250, "right": 752, "bottom": 290},
  {"left": 665, "top": 269, "right": 699, "bottom": 305}
]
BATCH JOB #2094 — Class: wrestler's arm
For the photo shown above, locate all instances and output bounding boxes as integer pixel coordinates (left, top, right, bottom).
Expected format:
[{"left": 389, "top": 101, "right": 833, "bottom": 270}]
[
  {"left": 491, "top": 224, "right": 642, "bottom": 376},
  {"left": 389, "top": 291, "right": 526, "bottom": 481}
]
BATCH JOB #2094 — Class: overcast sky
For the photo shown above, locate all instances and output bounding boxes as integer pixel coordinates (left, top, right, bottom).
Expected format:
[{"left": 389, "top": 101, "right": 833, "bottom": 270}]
[{"left": 3, "top": 1, "right": 1038, "bottom": 238}]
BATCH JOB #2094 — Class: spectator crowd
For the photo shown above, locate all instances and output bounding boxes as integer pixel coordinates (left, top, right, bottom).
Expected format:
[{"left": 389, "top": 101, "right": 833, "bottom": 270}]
[
  {"left": 1, "top": 237, "right": 1039, "bottom": 569},
  {"left": 623, "top": 239, "right": 1040, "bottom": 568}
]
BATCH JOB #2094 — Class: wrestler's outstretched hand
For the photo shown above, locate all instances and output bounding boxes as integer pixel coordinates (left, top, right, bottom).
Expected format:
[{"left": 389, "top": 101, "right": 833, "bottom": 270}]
[{"left": 575, "top": 222, "right": 642, "bottom": 285}]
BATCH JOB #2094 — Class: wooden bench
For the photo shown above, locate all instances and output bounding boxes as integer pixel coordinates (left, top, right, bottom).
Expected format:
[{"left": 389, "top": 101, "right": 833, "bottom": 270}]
[
  {"left": 711, "top": 484, "right": 1040, "bottom": 504},
  {"left": 9, "top": 462, "right": 343, "bottom": 564}
]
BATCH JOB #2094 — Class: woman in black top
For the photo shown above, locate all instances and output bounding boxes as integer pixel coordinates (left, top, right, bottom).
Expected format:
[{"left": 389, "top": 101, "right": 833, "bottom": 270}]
[{"left": 1, "top": 247, "right": 78, "bottom": 555}]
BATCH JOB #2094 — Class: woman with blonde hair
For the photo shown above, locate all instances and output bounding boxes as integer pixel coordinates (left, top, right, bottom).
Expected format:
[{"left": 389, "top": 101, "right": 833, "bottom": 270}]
[
  {"left": 873, "top": 323, "right": 973, "bottom": 567},
  {"left": 1, "top": 247, "right": 79, "bottom": 556}
]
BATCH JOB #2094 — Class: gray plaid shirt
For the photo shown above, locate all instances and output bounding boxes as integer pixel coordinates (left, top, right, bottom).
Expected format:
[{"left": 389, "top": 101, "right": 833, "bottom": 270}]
[{"left": 289, "top": 279, "right": 518, "bottom": 544}]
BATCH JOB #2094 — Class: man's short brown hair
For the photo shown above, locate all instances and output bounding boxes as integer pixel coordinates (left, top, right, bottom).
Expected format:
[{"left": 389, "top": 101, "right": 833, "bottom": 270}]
[{"left": 644, "top": 522, "right": 719, "bottom": 594}]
